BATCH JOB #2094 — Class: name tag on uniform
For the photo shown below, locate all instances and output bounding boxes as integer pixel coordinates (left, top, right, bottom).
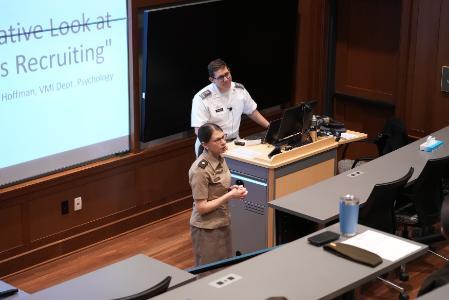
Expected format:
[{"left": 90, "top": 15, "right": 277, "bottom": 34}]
[
  {"left": 211, "top": 176, "right": 221, "bottom": 183},
  {"left": 215, "top": 108, "right": 224, "bottom": 113}
]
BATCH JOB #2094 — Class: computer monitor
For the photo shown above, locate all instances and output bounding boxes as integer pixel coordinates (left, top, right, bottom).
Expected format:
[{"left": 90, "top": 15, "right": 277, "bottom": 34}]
[
  {"left": 263, "top": 119, "right": 282, "bottom": 144},
  {"left": 301, "top": 100, "right": 317, "bottom": 131},
  {"left": 277, "top": 105, "right": 304, "bottom": 142}
]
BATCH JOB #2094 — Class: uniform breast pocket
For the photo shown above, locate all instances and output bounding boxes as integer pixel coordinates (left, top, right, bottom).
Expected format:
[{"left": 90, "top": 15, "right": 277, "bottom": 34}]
[{"left": 210, "top": 176, "right": 227, "bottom": 197}]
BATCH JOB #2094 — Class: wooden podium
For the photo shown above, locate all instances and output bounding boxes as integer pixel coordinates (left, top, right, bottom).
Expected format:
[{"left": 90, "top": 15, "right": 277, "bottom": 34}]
[{"left": 224, "top": 131, "right": 366, "bottom": 254}]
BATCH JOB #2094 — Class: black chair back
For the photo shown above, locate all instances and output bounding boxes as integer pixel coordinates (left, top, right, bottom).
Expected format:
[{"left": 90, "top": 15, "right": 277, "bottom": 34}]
[
  {"left": 338, "top": 118, "right": 409, "bottom": 173},
  {"left": 111, "top": 276, "right": 171, "bottom": 300},
  {"left": 411, "top": 155, "right": 449, "bottom": 227},
  {"left": 376, "top": 117, "right": 409, "bottom": 156},
  {"left": 359, "top": 167, "right": 414, "bottom": 233}
]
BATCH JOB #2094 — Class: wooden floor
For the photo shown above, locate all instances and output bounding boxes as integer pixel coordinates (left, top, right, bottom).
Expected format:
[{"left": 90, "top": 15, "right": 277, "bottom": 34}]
[{"left": 3, "top": 209, "right": 449, "bottom": 299}]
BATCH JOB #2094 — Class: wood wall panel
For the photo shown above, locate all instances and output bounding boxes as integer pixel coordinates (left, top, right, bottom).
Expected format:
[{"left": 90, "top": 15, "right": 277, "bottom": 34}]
[
  {"left": 394, "top": 0, "right": 413, "bottom": 123},
  {"left": 28, "top": 168, "right": 136, "bottom": 242},
  {"left": 0, "top": 142, "right": 194, "bottom": 276},
  {"left": 135, "top": 148, "right": 194, "bottom": 207},
  {"left": 333, "top": 0, "right": 449, "bottom": 138},
  {"left": 296, "top": 0, "right": 328, "bottom": 112},
  {"left": 405, "top": 0, "right": 442, "bottom": 136},
  {"left": 334, "top": 95, "right": 395, "bottom": 159},
  {"left": 0, "top": 205, "right": 23, "bottom": 253},
  {"left": 332, "top": 0, "right": 400, "bottom": 158},
  {"left": 335, "top": 0, "right": 401, "bottom": 104},
  {"left": 430, "top": 0, "right": 449, "bottom": 132},
  {"left": 0, "top": 196, "right": 192, "bottom": 277}
]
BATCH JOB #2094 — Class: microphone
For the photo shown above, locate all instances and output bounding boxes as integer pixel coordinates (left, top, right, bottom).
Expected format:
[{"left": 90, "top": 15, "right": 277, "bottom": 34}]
[
  {"left": 228, "top": 107, "right": 232, "bottom": 111},
  {"left": 334, "top": 131, "right": 341, "bottom": 142}
]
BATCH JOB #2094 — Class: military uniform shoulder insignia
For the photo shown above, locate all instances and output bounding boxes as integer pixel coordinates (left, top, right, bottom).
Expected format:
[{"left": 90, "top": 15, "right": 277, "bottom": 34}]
[
  {"left": 234, "top": 82, "right": 245, "bottom": 89},
  {"left": 199, "top": 90, "right": 212, "bottom": 100},
  {"left": 197, "top": 159, "right": 208, "bottom": 169}
]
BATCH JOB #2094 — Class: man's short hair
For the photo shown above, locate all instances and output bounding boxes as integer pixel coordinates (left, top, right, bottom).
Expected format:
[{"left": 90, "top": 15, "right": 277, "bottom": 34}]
[{"left": 208, "top": 59, "right": 228, "bottom": 78}]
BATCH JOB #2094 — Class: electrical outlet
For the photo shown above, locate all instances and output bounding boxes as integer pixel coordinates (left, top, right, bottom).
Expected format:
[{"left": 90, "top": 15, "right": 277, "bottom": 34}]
[
  {"left": 347, "top": 170, "right": 364, "bottom": 178},
  {"left": 74, "top": 197, "right": 82, "bottom": 211},
  {"left": 61, "top": 200, "right": 69, "bottom": 215},
  {"left": 209, "top": 273, "right": 242, "bottom": 288}
]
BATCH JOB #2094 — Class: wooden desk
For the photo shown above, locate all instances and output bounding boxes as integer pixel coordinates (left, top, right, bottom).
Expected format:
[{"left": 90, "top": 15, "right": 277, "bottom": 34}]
[
  {"left": 154, "top": 224, "right": 427, "bottom": 300},
  {"left": 226, "top": 130, "right": 366, "bottom": 168},
  {"left": 29, "top": 254, "right": 195, "bottom": 300},
  {"left": 223, "top": 130, "right": 366, "bottom": 254}
]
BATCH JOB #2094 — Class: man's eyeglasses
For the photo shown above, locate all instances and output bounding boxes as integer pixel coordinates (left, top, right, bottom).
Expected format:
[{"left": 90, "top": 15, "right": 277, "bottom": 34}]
[
  {"left": 213, "top": 72, "right": 231, "bottom": 82},
  {"left": 212, "top": 133, "right": 227, "bottom": 143}
]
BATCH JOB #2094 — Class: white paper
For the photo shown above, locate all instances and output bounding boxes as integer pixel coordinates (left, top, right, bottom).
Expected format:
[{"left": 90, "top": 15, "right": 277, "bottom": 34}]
[
  {"left": 342, "top": 230, "right": 421, "bottom": 262},
  {"left": 243, "top": 139, "right": 262, "bottom": 146},
  {"left": 227, "top": 148, "right": 261, "bottom": 159},
  {"left": 341, "top": 132, "right": 358, "bottom": 140}
]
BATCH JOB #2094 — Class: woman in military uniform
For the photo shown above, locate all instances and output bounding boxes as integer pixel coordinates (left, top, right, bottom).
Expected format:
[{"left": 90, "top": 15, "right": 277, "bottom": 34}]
[{"left": 189, "top": 123, "right": 248, "bottom": 266}]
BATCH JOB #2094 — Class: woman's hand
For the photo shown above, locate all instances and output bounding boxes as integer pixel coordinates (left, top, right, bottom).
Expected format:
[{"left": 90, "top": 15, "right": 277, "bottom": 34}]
[{"left": 228, "top": 185, "right": 248, "bottom": 199}]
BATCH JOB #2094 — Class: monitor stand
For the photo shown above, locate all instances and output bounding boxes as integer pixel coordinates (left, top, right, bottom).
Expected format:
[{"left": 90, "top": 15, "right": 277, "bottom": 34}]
[{"left": 282, "top": 132, "right": 312, "bottom": 149}]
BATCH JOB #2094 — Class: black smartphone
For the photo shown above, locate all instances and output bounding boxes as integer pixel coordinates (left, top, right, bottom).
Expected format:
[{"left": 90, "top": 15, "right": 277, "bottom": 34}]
[
  {"left": 0, "top": 288, "right": 19, "bottom": 299},
  {"left": 307, "top": 231, "right": 340, "bottom": 247}
]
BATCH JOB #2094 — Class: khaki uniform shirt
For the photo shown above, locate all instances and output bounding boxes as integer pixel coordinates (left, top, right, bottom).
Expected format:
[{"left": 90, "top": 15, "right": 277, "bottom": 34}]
[{"left": 189, "top": 151, "right": 231, "bottom": 229}]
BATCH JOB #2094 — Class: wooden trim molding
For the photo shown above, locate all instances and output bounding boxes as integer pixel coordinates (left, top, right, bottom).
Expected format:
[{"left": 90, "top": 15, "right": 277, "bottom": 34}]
[{"left": 0, "top": 199, "right": 192, "bottom": 277}]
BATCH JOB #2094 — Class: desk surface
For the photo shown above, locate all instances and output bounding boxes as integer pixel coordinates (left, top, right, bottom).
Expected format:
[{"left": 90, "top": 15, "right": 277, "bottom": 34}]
[
  {"left": 154, "top": 224, "right": 427, "bottom": 300},
  {"left": 29, "top": 254, "right": 195, "bottom": 300},
  {"left": 0, "top": 280, "right": 29, "bottom": 299},
  {"left": 225, "top": 130, "right": 366, "bottom": 168},
  {"left": 269, "top": 126, "right": 449, "bottom": 224},
  {"left": 418, "top": 282, "right": 449, "bottom": 299},
  {"left": 337, "top": 130, "right": 369, "bottom": 145}
]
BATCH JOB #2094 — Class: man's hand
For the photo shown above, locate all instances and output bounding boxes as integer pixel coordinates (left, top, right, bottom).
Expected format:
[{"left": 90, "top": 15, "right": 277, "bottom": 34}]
[{"left": 248, "top": 110, "right": 270, "bottom": 129}]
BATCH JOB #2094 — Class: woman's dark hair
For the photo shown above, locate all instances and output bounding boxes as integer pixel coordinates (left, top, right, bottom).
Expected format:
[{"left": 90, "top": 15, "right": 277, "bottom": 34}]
[
  {"left": 208, "top": 58, "right": 228, "bottom": 78},
  {"left": 198, "top": 123, "right": 223, "bottom": 143},
  {"left": 441, "top": 198, "right": 449, "bottom": 237}
]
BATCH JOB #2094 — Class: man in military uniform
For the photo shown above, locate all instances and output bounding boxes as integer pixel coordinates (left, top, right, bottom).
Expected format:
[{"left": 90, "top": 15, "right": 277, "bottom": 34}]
[{"left": 191, "top": 58, "right": 270, "bottom": 156}]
